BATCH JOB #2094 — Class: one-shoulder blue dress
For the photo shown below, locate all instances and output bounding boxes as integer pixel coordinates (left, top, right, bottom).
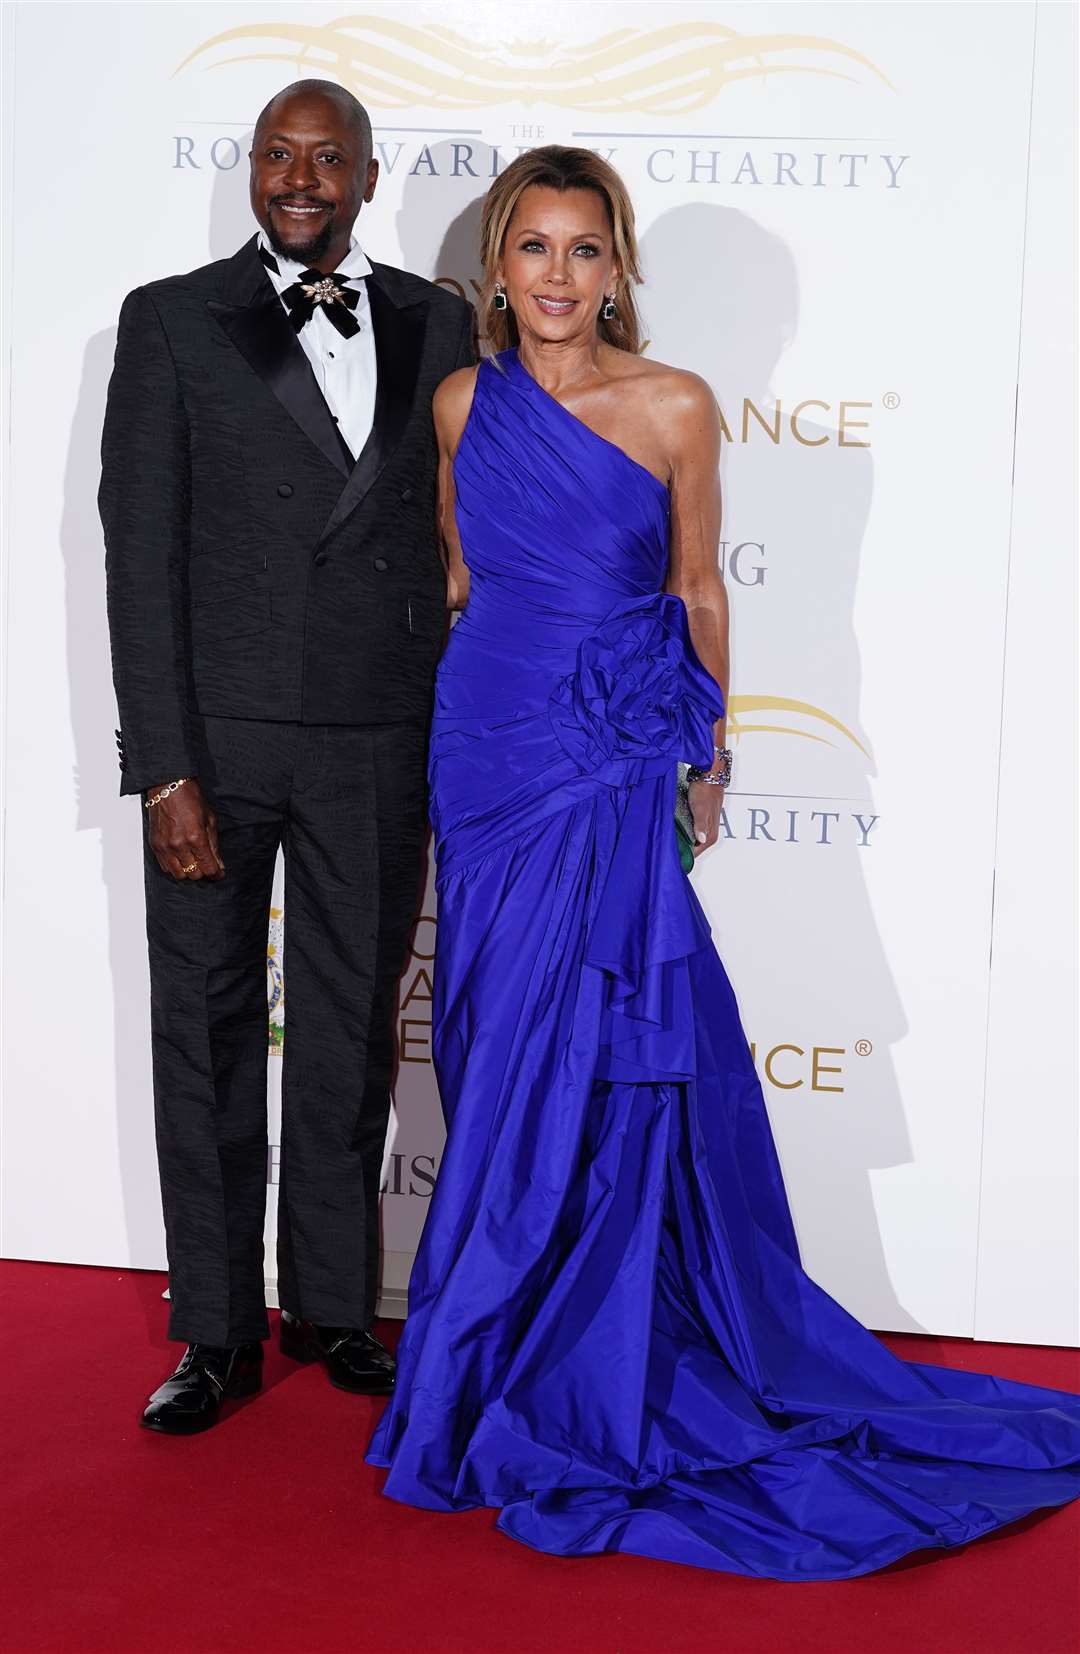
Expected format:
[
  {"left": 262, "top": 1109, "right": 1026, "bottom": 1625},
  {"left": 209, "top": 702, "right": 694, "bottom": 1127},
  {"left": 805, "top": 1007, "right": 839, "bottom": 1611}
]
[{"left": 367, "top": 351, "right": 1080, "bottom": 1579}]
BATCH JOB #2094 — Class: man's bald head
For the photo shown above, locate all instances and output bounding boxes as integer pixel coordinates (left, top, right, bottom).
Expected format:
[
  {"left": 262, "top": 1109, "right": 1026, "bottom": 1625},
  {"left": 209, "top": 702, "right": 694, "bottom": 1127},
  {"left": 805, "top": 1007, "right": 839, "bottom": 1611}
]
[
  {"left": 254, "top": 80, "right": 373, "bottom": 167},
  {"left": 249, "top": 80, "right": 379, "bottom": 267}
]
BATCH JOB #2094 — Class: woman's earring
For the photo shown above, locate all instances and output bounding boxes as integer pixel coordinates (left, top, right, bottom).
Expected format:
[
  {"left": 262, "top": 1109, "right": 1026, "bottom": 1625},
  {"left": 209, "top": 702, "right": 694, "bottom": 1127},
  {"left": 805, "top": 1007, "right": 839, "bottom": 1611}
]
[
  {"left": 602, "top": 293, "right": 617, "bottom": 320},
  {"left": 493, "top": 283, "right": 508, "bottom": 312}
]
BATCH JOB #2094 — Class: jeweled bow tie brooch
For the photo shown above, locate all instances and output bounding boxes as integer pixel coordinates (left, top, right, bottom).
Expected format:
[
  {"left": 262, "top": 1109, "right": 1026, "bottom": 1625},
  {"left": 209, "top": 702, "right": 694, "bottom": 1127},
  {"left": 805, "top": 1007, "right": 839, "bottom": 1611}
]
[
  {"left": 303, "top": 273, "right": 347, "bottom": 306},
  {"left": 283, "top": 268, "right": 362, "bottom": 338},
  {"left": 258, "top": 244, "right": 362, "bottom": 338}
]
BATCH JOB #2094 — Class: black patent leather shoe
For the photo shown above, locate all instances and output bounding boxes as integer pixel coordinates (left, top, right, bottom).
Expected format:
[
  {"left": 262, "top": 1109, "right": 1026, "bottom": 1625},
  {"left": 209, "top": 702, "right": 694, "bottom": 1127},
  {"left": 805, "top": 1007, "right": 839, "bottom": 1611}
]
[
  {"left": 140, "top": 1342, "right": 263, "bottom": 1434},
  {"left": 279, "top": 1311, "right": 396, "bottom": 1394}
]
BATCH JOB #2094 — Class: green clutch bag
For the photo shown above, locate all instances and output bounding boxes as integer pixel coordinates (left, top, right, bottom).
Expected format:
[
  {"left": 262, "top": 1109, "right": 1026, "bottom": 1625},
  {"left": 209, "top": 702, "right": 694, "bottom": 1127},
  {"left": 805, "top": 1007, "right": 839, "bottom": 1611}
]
[{"left": 674, "top": 762, "right": 696, "bottom": 874}]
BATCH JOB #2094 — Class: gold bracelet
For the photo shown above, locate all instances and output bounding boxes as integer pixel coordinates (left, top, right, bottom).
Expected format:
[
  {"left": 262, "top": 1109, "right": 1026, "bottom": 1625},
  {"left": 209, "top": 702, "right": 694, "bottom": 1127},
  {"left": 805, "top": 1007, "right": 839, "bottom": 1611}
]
[{"left": 144, "top": 778, "right": 190, "bottom": 810}]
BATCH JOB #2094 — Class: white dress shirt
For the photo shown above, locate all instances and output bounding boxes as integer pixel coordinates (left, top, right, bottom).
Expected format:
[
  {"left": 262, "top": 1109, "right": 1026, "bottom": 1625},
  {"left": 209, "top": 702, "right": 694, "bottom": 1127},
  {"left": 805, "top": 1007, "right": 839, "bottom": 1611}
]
[{"left": 259, "top": 236, "right": 377, "bottom": 460}]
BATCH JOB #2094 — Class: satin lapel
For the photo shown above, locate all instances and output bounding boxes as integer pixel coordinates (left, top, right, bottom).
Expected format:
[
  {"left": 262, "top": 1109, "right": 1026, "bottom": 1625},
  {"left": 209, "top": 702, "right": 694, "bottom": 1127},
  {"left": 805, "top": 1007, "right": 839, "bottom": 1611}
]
[
  {"left": 206, "top": 247, "right": 351, "bottom": 479},
  {"left": 317, "top": 274, "right": 429, "bottom": 542}
]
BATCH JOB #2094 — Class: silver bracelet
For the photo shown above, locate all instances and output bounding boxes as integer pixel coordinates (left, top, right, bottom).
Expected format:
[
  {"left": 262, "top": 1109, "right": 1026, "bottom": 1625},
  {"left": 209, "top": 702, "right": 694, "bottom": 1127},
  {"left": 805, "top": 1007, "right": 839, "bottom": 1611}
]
[
  {"left": 144, "top": 778, "right": 190, "bottom": 810},
  {"left": 686, "top": 746, "right": 732, "bottom": 788}
]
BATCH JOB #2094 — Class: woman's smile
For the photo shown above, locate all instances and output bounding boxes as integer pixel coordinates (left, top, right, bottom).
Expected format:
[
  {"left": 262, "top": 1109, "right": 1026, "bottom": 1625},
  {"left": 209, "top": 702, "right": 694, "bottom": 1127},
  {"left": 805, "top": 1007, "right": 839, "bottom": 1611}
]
[{"left": 532, "top": 294, "right": 578, "bottom": 316}]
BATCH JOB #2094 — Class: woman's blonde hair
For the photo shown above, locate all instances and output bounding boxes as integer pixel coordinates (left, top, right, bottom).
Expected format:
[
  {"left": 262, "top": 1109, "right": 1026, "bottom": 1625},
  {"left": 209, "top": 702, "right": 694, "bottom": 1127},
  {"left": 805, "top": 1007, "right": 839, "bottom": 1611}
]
[{"left": 478, "top": 146, "right": 644, "bottom": 356}]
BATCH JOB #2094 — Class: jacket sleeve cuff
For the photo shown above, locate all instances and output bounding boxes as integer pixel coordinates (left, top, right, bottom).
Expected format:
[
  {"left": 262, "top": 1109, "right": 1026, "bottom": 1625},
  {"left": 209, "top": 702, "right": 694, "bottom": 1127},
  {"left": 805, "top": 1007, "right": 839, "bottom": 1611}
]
[{"left": 119, "top": 761, "right": 197, "bottom": 799}]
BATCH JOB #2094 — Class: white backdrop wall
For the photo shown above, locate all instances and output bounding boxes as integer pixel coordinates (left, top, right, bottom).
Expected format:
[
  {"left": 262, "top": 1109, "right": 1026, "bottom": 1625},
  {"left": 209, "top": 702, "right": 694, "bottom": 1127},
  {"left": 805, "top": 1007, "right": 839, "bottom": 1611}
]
[
  {"left": 973, "top": 1, "right": 1079, "bottom": 1347},
  {"left": 1, "top": 2, "right": 1076, "bottom": 1341}
]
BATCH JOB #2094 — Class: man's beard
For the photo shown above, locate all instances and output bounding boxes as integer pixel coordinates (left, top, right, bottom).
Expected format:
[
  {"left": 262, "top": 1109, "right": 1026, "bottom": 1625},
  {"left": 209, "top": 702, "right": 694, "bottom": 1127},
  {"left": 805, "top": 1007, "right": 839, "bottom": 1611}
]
[{"left": 266, "top": 212, "right": 336, "bottom": 268}]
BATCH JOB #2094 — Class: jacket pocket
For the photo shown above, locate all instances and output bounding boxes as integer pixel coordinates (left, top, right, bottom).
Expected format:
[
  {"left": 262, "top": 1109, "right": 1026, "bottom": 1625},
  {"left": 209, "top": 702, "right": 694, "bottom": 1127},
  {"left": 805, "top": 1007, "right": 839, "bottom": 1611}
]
[
  {"left": 405, "top": 590, "right": 449, "bottom": 645},
  {"left": 190, "top": 570, "right": 272, "bottom": 643}
]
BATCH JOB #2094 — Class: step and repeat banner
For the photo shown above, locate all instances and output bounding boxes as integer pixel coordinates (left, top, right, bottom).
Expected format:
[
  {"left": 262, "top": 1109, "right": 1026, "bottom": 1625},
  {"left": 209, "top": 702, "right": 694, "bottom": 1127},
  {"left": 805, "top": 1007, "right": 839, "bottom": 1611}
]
[{"left": 2, "top": 2, "right": 1076, "bottom": 1341}]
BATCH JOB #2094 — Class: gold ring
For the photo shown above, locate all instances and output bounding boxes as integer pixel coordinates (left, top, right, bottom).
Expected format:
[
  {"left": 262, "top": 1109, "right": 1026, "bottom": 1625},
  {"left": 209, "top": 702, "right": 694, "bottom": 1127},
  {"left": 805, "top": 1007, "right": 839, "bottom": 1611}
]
[{"left": 182, "top": 863, "right": 198, "bottom": 875}]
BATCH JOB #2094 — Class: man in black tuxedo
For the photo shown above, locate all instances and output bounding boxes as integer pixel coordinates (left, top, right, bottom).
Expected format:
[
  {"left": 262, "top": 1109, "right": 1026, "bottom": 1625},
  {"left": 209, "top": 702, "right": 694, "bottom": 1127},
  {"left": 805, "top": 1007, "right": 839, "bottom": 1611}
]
[{"left": 100, "top": 80, "right": 474, "bottom": 1432}]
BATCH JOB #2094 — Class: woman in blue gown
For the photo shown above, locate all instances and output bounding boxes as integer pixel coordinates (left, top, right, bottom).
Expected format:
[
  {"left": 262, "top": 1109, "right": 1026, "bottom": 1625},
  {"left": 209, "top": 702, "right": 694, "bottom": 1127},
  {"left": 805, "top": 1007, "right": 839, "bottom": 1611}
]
[{"left": 367, "top": 147, "right": 1080, "bottom": 1579}]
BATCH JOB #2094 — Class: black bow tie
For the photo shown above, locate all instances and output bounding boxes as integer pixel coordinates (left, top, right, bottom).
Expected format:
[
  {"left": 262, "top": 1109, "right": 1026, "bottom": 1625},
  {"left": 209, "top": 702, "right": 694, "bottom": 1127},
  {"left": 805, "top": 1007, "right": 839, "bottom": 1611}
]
[{"left": 259, "top": 243, "right": 362, "bottom": 339}]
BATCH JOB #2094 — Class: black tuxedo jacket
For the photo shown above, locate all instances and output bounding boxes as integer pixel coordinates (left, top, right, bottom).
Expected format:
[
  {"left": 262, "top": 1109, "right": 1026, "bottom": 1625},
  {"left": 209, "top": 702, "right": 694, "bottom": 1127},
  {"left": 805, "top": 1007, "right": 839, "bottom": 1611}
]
[{"left": 99, "top": 235, "right": 475, "bottom": 795}]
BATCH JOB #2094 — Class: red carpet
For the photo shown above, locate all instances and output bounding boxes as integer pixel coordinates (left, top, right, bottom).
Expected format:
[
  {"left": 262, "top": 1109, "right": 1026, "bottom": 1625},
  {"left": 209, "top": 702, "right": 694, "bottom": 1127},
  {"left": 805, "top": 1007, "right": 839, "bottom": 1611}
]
[{"left": 1, "top": 1261, "right": 1077, "bottom": 1654}]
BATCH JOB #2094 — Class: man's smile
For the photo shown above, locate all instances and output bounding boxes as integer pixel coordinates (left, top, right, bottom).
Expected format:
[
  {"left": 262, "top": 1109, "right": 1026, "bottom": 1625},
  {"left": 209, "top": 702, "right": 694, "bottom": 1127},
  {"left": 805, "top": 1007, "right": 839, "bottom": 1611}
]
[{"left": 271, "top": 199, "right": 333, "bottom": 217}]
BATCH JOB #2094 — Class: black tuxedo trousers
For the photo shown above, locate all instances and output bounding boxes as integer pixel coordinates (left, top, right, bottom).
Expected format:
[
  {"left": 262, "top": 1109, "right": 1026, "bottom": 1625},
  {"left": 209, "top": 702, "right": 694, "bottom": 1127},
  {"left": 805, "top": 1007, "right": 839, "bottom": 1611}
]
[{"left": 147, "top": 716, "right": 426, "bottom": 1345}]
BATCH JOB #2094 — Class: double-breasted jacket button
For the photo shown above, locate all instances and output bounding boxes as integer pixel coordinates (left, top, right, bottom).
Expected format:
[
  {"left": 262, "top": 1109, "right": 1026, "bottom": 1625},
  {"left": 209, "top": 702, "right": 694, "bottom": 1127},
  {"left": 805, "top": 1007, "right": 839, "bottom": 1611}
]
[
  {"left": 313, "top": 552, "right": 328, "bottom": 567},
  {"left": 277, "top": 483, "right": 294, "bottom": 498},
  {"left": 400, "top": 486, "right": 414, "bottom": 502},
  {"left": 373, "top": 557, "right": 389, "bottom": 573}
]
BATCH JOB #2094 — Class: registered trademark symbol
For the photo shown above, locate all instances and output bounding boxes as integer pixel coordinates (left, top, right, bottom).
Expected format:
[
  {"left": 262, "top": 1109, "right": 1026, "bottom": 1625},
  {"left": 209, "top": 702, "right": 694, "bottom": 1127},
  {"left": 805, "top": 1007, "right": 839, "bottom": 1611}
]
[
  {"left": 854, "top": 1039, "right": 873, "bottom": 1057},
  {"left": 882, "top": 392, "right": 900, "bottom": 410}
]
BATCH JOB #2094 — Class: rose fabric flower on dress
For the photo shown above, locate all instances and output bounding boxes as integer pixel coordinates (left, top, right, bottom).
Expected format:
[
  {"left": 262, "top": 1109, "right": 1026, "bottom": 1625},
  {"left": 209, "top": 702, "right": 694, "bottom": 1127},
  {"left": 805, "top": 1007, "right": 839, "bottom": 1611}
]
[{"left": 548, "top": 593, "right": 724, "bottom": 780}]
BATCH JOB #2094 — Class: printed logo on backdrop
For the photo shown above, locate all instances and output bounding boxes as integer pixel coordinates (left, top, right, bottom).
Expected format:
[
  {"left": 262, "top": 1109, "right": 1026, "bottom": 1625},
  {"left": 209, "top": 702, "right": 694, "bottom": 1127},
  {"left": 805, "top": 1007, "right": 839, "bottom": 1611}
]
[
  {"left": 267, "top": 906, "right": 284, "bottom": 1053},
  {"left": 173, "top": 16, "right": 906, "bottom": 192},
  {"left": 725, "top": 696, "right": 877, "bottom": 849},
  {"left": 386, "top": 910, "right": 438, "bottom": 1197},
  {"left": 177, "top": 16, "right": 893, "bottom": 111}
]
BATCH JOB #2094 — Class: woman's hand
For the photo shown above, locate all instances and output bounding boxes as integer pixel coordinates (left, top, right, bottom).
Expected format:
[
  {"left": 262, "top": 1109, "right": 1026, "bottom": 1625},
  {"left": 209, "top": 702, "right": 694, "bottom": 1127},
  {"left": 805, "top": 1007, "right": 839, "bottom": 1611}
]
[{"left": 689, "top": 778, "right": 725, "bottom": 856}]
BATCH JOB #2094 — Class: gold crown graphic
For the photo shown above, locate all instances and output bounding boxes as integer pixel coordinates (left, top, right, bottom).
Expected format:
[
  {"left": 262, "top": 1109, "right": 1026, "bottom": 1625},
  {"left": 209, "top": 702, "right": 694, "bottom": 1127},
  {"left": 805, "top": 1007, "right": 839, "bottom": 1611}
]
[
  {"left": 176, "top": 16, "right": 892, "bottom": 114},
  {"left": 728, "top": 696, "right": 870, "bottom": 759}
]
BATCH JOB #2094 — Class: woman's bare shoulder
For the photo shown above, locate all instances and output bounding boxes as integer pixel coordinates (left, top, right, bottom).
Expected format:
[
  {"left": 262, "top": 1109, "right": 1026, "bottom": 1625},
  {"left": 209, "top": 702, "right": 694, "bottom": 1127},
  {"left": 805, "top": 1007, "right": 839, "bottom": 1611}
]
[
  {"left": 634, "top": 357, "right": 715, "bottom": 409},
  {"left": 605, "top": 350, "right": 713, "bottom": 415},
  {"left": 433, "top": 363, "right": 481, "bottom": 446}
]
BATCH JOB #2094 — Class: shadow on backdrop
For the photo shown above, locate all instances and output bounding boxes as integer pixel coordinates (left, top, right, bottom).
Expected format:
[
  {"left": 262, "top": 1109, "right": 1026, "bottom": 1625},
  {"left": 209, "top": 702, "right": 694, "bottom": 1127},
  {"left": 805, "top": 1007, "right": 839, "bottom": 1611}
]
[
  {"left": 62, "top": 323, "right": 165, "bottom": 1330},
  {"left": 209, "top": 129, "right": 254, "bottom": 263},
  {"left": 640, "top": 203, "right": 918, "bottom": 1332},
  {"left": 397, "top": 137, "right": 492, "bottom": 338},
  {"left": 61, "top": 147, "right": 261, "bottom": 1335}
]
